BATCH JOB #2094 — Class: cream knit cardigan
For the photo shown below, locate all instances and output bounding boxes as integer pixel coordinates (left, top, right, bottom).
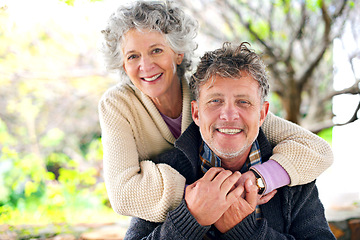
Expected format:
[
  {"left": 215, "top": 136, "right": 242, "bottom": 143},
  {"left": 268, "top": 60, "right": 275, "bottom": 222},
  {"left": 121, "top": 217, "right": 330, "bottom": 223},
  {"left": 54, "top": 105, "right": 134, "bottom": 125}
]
[{"left": 99, "top": 77, "right": 333, "bottom": 222}]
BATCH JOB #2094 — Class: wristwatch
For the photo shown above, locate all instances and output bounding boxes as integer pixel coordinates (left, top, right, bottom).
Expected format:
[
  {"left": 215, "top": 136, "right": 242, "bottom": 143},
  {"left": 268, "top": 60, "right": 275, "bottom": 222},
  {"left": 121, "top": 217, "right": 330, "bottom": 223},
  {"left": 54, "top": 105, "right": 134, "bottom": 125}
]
[{"left": 250, "top": 169, "right": 265, "bottom": 195}]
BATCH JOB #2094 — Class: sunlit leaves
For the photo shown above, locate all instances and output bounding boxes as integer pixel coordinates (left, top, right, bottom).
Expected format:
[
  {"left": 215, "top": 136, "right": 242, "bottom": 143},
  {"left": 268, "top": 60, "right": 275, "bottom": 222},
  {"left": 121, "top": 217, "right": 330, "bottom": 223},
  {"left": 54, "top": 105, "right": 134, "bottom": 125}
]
[
  {"left": 60, "top": 0, "right": 76, "bottom": 6},
  {"left": 0, "top": 120, "right": 16, "bottom": 147},
  {"left": 0, "top": 137, "right": 109, "bottom": 224},
  {"left": 348, "top": 1, "right": 355, "bottom": 8},
  {"left": 250, "top": 20, "right": 270, "bottom": 40},
  {"left": 60, "top": 0, "right": 103, "bottom": 6},
  {"left": 306, "top": 0, "right": 322, "bottom": 12},
  {"left": 0, "top": 0, "right": 119, "bottom": 225},
  {"left": 40, "top": 128, "right": 65, "bottom": 148},
  {"left": 317, "top": 127, "right": 333, "bottom": 145}
]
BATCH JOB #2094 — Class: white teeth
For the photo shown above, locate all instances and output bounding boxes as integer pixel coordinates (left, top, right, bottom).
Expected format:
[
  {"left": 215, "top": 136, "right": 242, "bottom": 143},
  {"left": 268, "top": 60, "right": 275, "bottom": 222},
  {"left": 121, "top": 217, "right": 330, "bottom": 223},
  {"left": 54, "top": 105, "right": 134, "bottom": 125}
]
[
  {"left": 143, "top": 73, "right": 162, "bottom": 82},
  {"left": 218, "top": 129, "right": 241, "bottom": 135}
]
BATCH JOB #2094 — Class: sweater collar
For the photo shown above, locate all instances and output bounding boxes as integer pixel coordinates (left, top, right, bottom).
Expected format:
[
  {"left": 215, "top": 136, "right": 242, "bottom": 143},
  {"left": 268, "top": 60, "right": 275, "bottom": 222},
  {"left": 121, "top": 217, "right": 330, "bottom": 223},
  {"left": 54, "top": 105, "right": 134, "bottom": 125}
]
[{"left": 136, "top": 77, "right": 193, "bottom": 145}]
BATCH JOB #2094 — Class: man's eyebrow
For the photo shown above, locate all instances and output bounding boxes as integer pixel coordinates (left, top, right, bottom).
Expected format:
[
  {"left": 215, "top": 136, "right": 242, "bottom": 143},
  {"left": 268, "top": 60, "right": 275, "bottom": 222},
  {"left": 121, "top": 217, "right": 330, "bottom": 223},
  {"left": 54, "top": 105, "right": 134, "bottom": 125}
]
[
  {"left": 208, "top": 92, "right": 251, "bottom": 97},
  {"left": 234, "top": 94, "right": 252, "bottom": 98}
]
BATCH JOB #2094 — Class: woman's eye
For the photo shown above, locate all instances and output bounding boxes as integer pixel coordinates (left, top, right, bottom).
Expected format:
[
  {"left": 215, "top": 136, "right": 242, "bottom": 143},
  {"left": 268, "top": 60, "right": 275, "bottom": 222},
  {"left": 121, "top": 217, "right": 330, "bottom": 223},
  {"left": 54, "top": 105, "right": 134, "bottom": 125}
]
[
  {"left": 127, "top": 54, "right": 138, "bottom": 60},
  {"left": 152, "top": 48, "right": 163, "bottom": 54}
]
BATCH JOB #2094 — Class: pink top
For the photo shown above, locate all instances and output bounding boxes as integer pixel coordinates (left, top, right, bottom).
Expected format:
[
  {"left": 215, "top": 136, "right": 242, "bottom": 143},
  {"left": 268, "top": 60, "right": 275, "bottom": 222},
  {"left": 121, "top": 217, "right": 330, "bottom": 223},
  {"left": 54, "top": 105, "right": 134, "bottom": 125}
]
[{"left": 160, "top": 112, "right": 182, "bottom": 139}]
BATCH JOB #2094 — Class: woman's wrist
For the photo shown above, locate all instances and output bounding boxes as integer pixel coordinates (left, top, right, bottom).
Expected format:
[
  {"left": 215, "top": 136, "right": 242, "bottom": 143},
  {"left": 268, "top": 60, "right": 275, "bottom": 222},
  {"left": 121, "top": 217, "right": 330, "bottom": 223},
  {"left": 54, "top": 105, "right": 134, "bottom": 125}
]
[{"left": 251, "top": 160, "right": 290, "bottom": 194}]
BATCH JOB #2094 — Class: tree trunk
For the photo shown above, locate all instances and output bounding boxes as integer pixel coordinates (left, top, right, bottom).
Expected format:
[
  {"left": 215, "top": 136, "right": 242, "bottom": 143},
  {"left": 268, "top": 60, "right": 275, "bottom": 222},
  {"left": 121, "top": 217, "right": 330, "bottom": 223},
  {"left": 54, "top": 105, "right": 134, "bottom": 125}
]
[{"left": 282, "top": 80, "right": 302, "bottom": 124}]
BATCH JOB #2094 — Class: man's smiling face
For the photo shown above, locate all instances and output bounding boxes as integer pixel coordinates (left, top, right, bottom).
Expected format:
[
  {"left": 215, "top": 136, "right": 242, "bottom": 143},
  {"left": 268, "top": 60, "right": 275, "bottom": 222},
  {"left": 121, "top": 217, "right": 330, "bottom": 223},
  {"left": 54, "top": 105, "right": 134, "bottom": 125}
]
[{"left": 191, "top": 72, "right": 269, "bottom": 163}]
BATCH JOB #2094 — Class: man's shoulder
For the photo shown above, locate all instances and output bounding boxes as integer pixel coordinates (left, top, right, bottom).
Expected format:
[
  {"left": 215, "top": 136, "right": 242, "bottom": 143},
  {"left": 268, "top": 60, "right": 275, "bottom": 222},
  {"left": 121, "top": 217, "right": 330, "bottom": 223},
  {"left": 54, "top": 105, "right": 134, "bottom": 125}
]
[
  {"left": 154, "top": 147, "right": 184, "bottom": 163},
  {"left": 258, "top": 128, "right": 273, "bottom": 161},
  {"left": 155, "top": 146, "right": 199, "bottom": 184}
]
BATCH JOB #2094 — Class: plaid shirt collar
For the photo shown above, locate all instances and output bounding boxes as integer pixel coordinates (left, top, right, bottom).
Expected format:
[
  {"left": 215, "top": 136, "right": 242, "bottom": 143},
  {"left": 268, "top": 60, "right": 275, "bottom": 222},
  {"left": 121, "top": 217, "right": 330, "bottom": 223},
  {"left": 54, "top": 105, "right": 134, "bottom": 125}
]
[{"left": 200, "top": 139, "right": 262, "bottom": 174}]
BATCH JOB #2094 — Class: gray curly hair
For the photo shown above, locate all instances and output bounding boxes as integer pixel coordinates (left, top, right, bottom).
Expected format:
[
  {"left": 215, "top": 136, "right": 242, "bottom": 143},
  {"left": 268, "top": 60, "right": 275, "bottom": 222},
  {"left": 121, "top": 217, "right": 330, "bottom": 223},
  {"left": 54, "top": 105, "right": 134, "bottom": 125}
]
[
  {"left": 190, "top": 42, "right": 270, "bottom": 104},
  {"left": 101, "top": 0, "right": 198, "bottom": 83}
]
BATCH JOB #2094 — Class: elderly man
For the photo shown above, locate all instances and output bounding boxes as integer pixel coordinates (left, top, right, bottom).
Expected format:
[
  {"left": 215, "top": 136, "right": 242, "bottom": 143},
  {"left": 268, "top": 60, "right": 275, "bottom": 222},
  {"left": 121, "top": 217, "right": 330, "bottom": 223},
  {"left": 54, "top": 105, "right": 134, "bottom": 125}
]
[{"left": 124, "top": 42, "right": 335, "bottom": 239}]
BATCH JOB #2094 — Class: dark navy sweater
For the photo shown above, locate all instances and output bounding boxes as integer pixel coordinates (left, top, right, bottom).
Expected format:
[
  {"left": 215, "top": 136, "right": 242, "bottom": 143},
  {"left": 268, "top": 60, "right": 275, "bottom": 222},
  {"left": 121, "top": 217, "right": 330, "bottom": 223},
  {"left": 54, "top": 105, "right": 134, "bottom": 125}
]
[{"left": 124, "top": 122, "right": 335, "bottom": 239}]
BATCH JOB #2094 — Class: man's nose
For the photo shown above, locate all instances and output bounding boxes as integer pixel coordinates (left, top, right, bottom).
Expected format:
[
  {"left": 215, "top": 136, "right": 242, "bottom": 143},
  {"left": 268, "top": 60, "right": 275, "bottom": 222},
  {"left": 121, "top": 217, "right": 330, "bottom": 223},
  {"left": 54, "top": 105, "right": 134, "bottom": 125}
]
[
  {"left": 219, "top": 103, "right": 239, "bottom": 120},
  {"left": 139, "top": 56, "right": 154, "bottom": 72}
]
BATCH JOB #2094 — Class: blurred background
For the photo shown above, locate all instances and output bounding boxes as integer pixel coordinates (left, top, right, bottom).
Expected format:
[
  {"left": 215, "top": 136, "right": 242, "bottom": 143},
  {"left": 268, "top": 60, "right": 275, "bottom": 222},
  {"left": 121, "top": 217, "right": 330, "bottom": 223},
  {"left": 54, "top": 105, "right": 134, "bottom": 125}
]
[{"left": 0, "top": 0, "right": 359, "bottom": 238}]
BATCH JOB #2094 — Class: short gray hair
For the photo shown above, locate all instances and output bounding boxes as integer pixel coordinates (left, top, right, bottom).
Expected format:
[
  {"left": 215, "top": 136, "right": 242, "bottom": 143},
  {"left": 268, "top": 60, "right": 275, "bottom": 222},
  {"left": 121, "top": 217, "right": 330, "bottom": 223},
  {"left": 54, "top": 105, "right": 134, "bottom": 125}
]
[
  {"left": 190, "top": 42, "right": 269, "bottom": 103},
  {"left": 101, "top": 1, "right": 198, "bottom": 83}
]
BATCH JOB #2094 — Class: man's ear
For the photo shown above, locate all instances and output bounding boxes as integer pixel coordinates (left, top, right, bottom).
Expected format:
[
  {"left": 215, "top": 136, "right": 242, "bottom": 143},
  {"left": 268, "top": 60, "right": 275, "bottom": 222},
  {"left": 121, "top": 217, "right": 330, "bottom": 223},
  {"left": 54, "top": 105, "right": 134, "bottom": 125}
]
[
  {"left": 191, "top": 100, "right": 200, "bottom": 126},
  {"left": 259, "top": 101, "right": 269, "bottom": 127}
]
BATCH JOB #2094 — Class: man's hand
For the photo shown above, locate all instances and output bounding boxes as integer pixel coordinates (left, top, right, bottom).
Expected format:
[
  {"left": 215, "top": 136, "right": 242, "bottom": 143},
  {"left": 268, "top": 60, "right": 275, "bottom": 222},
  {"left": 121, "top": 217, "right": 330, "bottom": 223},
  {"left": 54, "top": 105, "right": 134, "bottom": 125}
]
[
  {"left": 185, "top": 167, "right": 244, "bottom": 226},
  {"left": 214, "top": 179, "right": 258, "bottom": 233},
  {"left": 236, "top": 170, "right": 277, "bottom": 205}
]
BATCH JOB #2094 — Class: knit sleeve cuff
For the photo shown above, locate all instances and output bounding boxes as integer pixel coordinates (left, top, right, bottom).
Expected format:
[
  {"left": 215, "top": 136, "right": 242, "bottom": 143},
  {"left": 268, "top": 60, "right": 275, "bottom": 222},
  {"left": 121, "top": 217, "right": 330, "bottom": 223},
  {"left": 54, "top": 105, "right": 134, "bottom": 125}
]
[
  {"left": 220, "top": 211, "right": 259, "bottom": 239},
  {"left": 168, "top": 199, "right": 210, "bottom": 239}
]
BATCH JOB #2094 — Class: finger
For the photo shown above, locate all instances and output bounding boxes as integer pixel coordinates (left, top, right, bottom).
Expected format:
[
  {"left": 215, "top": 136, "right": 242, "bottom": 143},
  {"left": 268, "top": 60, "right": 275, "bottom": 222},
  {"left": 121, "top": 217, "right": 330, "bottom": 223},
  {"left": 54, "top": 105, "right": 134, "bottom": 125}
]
[
  {"left": 226, "top": 184, "right": 244, "bottom": 204},
  {"left": 258, "top": 190, "right": 277, "bottom": 205},
  {"left": 184, "top": 181, "right": 197, "bottom": 196},
  {"left": 244, "top": 179, "right": 258, "bottom": 209},
  {"left": 220, "top": 171, "right": 241, "bottom": 194},
  {"left": 201, "top": 167, "right": 225, "bottom": 181},
  {"left": 211, "top": 169, "right": 233, "bottom": 187}
]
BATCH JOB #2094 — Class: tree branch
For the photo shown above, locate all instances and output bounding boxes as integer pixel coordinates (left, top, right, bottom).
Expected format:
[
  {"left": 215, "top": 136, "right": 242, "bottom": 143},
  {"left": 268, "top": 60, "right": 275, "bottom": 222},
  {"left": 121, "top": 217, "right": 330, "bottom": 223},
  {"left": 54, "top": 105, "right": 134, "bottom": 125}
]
[
  {"left": 298, "top": 1, "right": 332, "bottom": 89},
  {"left": 221, "top": 0, "right": 278, "bottom": 59},
  {"left": 309, "top": 100, "right": 360, "bottom": 133},
  {"left": 284, "top": 2, "right": 306, "bottom": 63},
  {"left": 324, "top": 80, "right": 360, "bottom": 101},
  {"left": 333, "top": 0, "right": 349, "bottom": 18}
]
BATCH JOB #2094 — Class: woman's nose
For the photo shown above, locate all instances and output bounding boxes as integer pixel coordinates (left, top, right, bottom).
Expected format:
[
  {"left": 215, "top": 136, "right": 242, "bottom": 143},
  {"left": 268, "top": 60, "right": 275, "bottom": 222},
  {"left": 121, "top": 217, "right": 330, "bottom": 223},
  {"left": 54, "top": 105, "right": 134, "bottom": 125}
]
[{"left": 139, "top": 56, "right": 154, "bottom": 72}]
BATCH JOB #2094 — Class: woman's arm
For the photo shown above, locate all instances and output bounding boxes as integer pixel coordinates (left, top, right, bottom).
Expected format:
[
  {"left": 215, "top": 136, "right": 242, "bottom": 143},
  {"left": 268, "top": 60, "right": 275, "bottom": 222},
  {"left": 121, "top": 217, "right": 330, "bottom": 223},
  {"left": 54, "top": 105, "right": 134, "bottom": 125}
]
[
  {"left": 99, "top": 87, "right": 186, "bottom": 223},
  {"left": 260, "top": 112, "right": 333, "bottom": 186}
]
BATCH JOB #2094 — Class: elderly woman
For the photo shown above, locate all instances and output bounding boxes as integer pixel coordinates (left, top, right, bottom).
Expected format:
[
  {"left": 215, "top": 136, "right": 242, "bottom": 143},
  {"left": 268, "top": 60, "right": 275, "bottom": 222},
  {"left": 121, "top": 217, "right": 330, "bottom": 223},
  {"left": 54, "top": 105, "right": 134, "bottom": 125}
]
[{"left": 99, "top": 1, "right": 333, "bottom": 222}]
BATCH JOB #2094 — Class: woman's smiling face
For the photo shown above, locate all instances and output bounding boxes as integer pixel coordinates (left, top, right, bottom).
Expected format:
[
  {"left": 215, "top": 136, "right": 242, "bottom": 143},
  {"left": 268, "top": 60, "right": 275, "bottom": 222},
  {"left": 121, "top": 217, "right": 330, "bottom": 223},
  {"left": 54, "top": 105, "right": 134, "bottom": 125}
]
[{"left": 122, "top": 28, "right": 184, "bottom": 99}]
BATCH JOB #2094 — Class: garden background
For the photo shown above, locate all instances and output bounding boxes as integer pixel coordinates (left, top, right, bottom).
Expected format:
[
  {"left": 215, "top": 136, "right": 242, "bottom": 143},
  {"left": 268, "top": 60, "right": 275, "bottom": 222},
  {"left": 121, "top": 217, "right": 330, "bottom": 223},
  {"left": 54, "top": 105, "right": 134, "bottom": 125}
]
[{"left": 0, "top": 0, "right": 359, "bottom": 238}]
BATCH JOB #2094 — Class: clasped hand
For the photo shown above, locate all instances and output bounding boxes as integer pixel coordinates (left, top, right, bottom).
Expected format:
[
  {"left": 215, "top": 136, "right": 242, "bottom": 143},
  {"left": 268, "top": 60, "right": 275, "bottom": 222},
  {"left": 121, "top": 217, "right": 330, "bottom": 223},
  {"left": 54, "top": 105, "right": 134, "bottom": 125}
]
[{"left": 184, "top": 167, "right": 276, "bottom": 233}]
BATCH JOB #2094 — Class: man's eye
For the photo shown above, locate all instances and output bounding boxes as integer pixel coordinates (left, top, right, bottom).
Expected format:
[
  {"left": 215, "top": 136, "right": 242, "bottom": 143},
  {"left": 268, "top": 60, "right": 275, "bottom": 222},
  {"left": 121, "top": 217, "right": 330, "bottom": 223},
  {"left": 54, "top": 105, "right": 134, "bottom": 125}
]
[
  {"left": 238, "top": 100, "right": 250, "bottom": 106},
  {"left": 209, "top": 99, "right": 221, "bottom": 104}
]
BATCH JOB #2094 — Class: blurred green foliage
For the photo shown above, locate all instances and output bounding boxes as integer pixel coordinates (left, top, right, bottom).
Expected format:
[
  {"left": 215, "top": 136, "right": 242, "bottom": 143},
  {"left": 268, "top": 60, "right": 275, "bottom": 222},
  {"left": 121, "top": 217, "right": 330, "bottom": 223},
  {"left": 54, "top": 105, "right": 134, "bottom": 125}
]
[
  {"left": 0, "top": 1, "right": 119, "bottom": 225},
  {"left": 317, "top": 127, "right": 333, "bottom": 146},
  {"left": 0, "top": 118, "right": 117, "bottom": 224}
]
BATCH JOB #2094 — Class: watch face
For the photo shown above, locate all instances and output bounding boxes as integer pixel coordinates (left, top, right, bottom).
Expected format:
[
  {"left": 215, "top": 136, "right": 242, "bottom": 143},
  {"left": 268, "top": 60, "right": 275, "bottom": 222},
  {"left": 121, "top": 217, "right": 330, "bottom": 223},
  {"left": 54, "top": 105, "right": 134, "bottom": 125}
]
[{"left": 257, "top": 178, "right": 265, "bottom": 189}]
